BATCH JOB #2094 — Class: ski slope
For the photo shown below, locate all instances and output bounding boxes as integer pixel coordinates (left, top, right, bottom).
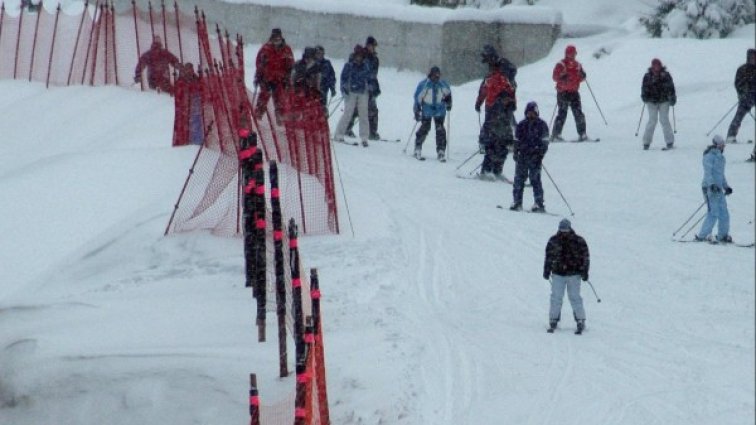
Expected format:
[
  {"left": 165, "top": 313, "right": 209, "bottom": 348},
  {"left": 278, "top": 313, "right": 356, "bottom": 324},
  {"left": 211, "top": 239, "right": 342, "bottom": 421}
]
[{"left": 1, "top": 3, "right": 755, "bottom": 425}]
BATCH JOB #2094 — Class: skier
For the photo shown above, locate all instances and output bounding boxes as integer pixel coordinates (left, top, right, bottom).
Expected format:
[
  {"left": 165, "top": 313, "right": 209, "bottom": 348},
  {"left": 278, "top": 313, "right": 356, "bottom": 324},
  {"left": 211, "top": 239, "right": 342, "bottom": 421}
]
[
  {"left": 290, "top": 47, "right": 322, "bottom": 119},
  {"left": 412, "top": 66, "right": 452, "bottom": 161},
  {"left": 511, "top": 101, "right": 549, "bottom": 212},
  {"left": 475, "top": 53, "right": 516, "bottom": 181},
  {"left": 333, "top": 45, "right": 373, "bottom": 147},
  {"left": 347, "top": 36, "right": 381, "bottom": 140},
  {"left": 551, "top": 45, "right": 588, "bottom": 142},
  {"left": 253, "top": 28, "right": 294, "bottom": 121},
  {"left": 695, "top": 135, "right": 733, "bottom": 243},
  {"left": 641, "top": 58, "right": 677, "bottom": 150},
  {"left": 543, "top": 219, "right": 590, "bottom": 333},
  {"left": 726, "top": 48, "right": 756, "bottom": 143},
  {"left": 315, "top": 46, "right": 337, "bottom": 114},
  {"left": 134, "top": 36, "right": 180, "bottom": 94},
  {"left": 172, "top": 63, "right": 204, "bottom": 146},
  {"left": 480, "top": 44, "right": 518, "bottom": 126}
]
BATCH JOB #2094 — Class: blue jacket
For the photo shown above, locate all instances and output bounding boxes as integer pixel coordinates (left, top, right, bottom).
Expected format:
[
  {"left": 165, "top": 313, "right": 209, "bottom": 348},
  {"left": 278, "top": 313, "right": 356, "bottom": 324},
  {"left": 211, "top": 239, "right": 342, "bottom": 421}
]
[
  {"left": 340, "top": 60, "right": 372, "bottom": 95},
  {"left": 319, "top": 58, "right": 336, "bottom": 95},
  {"left": 701, "top": 146, "right": 729, "bottom": 191},
  {"left": 515, "top": 116, "right": 549, "bottom": 158},
  {"left": 414, "top": 78, "right": 451, "bottom": 118}
]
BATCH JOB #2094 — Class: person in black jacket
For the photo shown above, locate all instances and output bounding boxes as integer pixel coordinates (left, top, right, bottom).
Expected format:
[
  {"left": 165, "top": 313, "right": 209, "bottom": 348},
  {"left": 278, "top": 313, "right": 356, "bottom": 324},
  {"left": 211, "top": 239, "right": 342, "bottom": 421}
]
[
  {"left": 347, "top": 36, "right": 381, "bottom": 140},
  {"left": 641, "top": 58, "right": 676, "bottom": 150},
  {"left": 543, "top": 219, "right": 590, "bottom": 332},
  {"left": 315, "top": 46, "right": 336, "bottom": 114},
  {"left": 726, "top": 49, "right": 756, "bottom": 143}
]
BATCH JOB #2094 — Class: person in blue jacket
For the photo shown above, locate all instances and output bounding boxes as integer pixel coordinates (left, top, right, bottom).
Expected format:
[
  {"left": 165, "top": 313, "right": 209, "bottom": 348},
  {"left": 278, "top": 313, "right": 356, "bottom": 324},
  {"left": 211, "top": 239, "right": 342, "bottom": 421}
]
[
  {"left": 511, "top": 101, "right": 549, "bottom": 212},
  {"left": 695, "top": 135, "right": 733, "bottom": 243},
  {"left": 413, "top": 66, "right": 452, "bottom": 161},
  {"left": 333, "top": 45, "right": 373, "bottom": 147},
  {"left": 315, "top": 45, "right": 336, "bottom": 114}
]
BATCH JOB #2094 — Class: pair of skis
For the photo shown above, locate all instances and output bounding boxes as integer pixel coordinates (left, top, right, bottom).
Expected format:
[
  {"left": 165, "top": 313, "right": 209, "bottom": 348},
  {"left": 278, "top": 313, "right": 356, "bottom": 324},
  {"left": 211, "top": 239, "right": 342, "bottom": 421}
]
[
  {"left": 672, "top": 238, "right": 754, "bottom": 248},
  {"left": 547, "top": 326, "right": 584, "bottom": 335}
]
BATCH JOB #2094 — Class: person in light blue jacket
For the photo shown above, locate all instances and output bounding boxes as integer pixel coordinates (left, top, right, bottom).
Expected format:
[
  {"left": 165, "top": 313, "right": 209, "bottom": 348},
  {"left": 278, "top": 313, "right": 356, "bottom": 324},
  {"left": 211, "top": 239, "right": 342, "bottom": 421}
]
[
  {"left": 413, "top": 66, "right": 452, "bottom": 161},
  {"left": 695, "top": 135, "right": 733, "bottom": 243}
]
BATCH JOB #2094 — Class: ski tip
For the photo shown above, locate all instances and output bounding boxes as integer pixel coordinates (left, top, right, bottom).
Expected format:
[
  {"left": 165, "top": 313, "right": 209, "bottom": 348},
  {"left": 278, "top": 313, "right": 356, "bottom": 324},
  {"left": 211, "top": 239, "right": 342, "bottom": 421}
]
[{"left": 496, "top": 205, "right": 504, "bottom": 209}]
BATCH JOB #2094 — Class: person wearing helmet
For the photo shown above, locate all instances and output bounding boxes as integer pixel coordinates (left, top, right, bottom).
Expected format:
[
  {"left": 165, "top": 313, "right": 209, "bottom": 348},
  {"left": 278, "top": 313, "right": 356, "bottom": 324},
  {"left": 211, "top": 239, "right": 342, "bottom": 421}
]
[
  {"left": 511, "top": 101, "right": 549, "bottom": 212},
  {"left": 412, "top": 66, "right": 452, "bottom": 161},
  {"left": 726, "top": 49, "right": 756, "bottom": 143},
  {"left": 333, "top": 45, "right": 373, "bottom": 147},
  {"left": 551, "top": 45, "right": 588, "bottom": 142}
]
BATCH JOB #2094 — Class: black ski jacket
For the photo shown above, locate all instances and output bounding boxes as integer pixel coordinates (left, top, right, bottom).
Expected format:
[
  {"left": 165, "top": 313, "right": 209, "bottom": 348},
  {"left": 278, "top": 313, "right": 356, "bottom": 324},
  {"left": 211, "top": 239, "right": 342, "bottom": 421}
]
[
  {"left": 544, "top": 230, "right": 590, "bottom": 278},
  {"left": 641, "top": 68, "right": 676, "bottom": 104},
  {"left": 734, "top": 63, "right": 756, "bottom": 98}
]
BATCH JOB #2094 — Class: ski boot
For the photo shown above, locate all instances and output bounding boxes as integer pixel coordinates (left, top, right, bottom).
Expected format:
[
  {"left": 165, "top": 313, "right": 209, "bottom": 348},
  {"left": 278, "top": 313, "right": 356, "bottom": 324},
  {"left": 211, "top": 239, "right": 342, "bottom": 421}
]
[
  {"left": 578, "top": 133, "right": 589, "bottom": 142},
  {"left": 437, "top": 150, "right": 446, "bottom": 162},
  {"left": 414, "top": 148, "right": 423, "bottom": 160},
  {"left": 509, "top": 202, "right": 522, "bottom": 211},
  {"left": 547, "top": 320, "right": 558, "bottom": 333},
  {"left": 531, "top": 202, "right": 545, "bottom": 213},
  {"left": 346, "top": 129, "right": 356, "bottom": 138},
  {"left": 576, "top": 320, "right": 585, "bottom": 334},
  {"left": 716, "top": 235, "right": 733, "bottom": 244},
  {"left": 368, "top": 132, "right": 381, "bottom": 141}
]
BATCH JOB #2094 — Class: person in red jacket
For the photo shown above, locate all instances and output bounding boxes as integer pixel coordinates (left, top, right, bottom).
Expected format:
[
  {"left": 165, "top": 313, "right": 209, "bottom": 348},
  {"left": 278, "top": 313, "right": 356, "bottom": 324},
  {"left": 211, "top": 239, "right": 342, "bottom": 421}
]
[
  {"left": 254, "top": 28, "right": 294, "bottom": 121},
  {"left": 475, "top": 58, "right": 516, "bottom": 180},
  {"left": 134, "top": 36, "right": 180, "bottom": 94},
  {"left": 551, "top": 45, "right": 588, "bottom": 141},
  {"left": 172, "top": 63, "right": 205, "bottom": 146}
]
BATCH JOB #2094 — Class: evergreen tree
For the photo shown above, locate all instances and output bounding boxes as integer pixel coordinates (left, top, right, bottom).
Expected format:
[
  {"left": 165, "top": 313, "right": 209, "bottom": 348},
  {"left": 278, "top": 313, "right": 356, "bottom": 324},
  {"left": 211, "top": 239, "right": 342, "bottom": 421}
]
[{"left": 641, "top": 0, "right": 755, "bottom": 39}]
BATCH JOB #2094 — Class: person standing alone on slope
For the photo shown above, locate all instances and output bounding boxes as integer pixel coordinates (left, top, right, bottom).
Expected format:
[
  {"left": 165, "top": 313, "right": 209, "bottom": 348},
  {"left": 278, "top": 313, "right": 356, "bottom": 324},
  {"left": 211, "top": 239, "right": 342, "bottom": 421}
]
[
  {"left": 641, "top": 58, "right": 677, "bottom": 150},
  {"left": 511, "top": 101, "right": 549, "bottom": 212},
  {"left": 543, "top": 219, "right": 590, "bottom": 333},
  {"left": 695, "top": 135, "right": 733, "bottom": 243},
  {"left": 726, "top": 48, "right": 756, "bottom": 144},
  {"left": 413, "top": 66, "right": 452, "bottom": 162},
  {"left": 551, "top": 45, "right": 588, "bottom": 142}
]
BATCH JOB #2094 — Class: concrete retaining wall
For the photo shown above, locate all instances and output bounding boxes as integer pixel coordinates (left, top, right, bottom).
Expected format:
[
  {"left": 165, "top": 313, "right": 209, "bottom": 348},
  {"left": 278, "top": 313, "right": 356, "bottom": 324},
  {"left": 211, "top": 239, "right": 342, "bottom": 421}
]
[{"left": 115, "top": 0, "right": 560, "bottom": 84}]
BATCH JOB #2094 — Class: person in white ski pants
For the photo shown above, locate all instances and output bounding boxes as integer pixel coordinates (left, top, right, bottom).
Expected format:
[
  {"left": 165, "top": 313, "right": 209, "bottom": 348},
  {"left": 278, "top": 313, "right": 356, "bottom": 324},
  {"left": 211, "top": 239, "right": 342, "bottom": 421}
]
[{"left": 641, "top": 58, "right": 676, "bottom": 149}]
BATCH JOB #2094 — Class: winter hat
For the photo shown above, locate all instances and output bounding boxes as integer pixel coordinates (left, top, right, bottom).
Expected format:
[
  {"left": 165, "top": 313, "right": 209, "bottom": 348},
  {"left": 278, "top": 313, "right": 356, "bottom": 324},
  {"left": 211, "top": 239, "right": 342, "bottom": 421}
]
[
  {"left": 651, "top": 58, "right": 662, "bottom": 67},
  {"left": 712, "top": 134, "right": 726, "bottom": 146},
  {"left": 748, "top": 48, "right": 756, "bottom": 61},
  {"left": 481, "top": 44, "right": 498, "bottom": 63},
  {"left": 525, "top": 101, "right": 539, "bottom": 116},
  {"left": 303, "top": 47, "right": 316, "bottom": 60},
  {"left": 315, "top": 45, "right": 325, "bottom": 54},
  {"left": 353, "top": 44, "right": 365, "bottom": 57},
  {"left": 365, "top": 36, "right": 378, "bottom": 46},
  {"left": 558, "top": 219, "right": 572, "bottom": 232},
  {"left": 270, "top": 28, "right": 283, "bottom": 38},
  {"left": 565, "top": 45, "right": 577, "bottom": 57},
  {"left": 428, "top": 65, "right": 441, "bottom": 78}
]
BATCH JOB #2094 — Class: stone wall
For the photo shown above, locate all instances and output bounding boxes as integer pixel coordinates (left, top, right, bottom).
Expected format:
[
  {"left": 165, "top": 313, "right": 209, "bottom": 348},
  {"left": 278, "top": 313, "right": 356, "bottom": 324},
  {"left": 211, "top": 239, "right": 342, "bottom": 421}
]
[{"left": 115, "top": 0, "right": 560, "bottom": 84}]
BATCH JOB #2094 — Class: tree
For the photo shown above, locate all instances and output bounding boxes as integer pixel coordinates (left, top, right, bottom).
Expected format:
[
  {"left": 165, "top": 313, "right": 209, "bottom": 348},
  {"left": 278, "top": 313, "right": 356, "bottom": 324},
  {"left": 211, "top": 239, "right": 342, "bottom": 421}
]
[{"left": 641, "top": 0, "right": 755, "bottom": 39}]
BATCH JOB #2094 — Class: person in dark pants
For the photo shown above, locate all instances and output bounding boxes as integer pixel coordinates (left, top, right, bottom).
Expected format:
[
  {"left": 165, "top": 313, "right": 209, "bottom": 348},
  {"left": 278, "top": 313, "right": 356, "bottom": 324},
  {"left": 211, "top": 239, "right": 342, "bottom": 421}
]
[
  {"left": 347, "top": 36, "right": 381, "bottom": 140},
  {"left": 551, "top": 45, "right": 588, "bottom": 142},
  {"left": 315, "top": 45, "right": 336, "bottom": 114},
  {"left": 726, "top": 49, "right": 755, "bottom": 143},
  {"left": 413, "top": 66, "right": 452, "bottom": 161},
  {"left": 543, "top": 219, "right": 590, "bottom": 333},
  {"left": 475, "top": 58, "right": 516, "bottom": 181},
  {"left": 511, "top": 101, "right": 549, "bottom": 212},
  {"left": 253, "top": 28, "right": 294, "bottom": 121},
  {"left": 134, "top": 36, "right": 180, "bottom": 94}
]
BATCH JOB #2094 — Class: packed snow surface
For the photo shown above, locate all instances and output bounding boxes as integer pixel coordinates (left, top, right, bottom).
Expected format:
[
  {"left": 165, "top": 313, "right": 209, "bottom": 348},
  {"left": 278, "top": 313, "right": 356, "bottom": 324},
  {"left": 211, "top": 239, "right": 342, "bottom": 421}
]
[{"left": 1, "top": 1, "right": 755, "bottom": 424}]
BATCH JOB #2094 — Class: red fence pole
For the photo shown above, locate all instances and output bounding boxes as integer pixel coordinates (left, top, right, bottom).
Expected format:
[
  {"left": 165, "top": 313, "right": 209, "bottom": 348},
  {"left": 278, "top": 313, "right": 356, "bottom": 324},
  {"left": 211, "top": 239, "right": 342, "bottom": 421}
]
[
  {"left": 173, "top": 1, "right": 183, "bottom": 62},
  {"left": 45, "top": 3, "right": 61, "bottom": 88},
  {"left": 160, "top": 0, "right": 167, "bottom": 52},
  {"left": 27, "top": 0, "right": 42, "bottom": 81},
  {"left": 248, "top": 374, "right": 260, "bottom": 425},
  {"left": 147, "top": 0, "right": 154, "bottom": 40},
  {"left": 0, "top": 4, "right": 5, "bottom": 73},
  {"left": 89, "top": 3, "right": 104, "bottom": 86},
  {"left": 13, "top": 2, "right": 24, "bottom": 79},
  {"left": 67, "top": 0, "right": 87, "bottom": 85},
  {"left": 80, "top": 0, "right": 100, "bottom": 84},
  {"left": 103, "top": 2, "right": 109, "bottom": 84},
  {"left": 110, "top": 2, "right": 118, "bottom": 85},
  {"left": 131, "top": 0, "right": 143, "bottom": 90}
]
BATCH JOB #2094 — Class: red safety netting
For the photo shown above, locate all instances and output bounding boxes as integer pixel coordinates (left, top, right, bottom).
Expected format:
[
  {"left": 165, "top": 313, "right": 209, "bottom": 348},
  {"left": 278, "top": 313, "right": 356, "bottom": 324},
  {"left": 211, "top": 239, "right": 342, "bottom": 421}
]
[{"left": 0, "top": 0, "right": 338, "bottom": 237}]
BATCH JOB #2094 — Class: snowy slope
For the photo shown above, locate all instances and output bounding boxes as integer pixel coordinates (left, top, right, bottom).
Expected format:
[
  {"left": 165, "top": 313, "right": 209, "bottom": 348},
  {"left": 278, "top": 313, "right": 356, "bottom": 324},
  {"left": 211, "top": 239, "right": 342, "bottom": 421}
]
[{"left": 2, "top": 2, "right": 755, "bottom": 425}]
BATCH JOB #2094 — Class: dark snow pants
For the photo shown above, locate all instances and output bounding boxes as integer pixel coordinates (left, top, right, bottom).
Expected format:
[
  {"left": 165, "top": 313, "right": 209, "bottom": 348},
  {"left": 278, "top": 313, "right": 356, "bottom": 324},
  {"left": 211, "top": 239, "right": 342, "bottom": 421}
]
[
  {"left": 553, "top": 91, "right": 586, "bottom": 138},
  {"left": 415, "top": 116, "right": 447, "bottom": 152}
]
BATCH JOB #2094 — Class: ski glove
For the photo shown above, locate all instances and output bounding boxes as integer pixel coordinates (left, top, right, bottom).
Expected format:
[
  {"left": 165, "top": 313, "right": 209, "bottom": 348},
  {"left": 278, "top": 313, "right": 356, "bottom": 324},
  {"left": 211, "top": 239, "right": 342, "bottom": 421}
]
[
  {"left": 543, "top": 271, "right": 550, "bottom": 280},
  {"left": 474, "top": 102, "right": 482, "bottom": 113},
  {"left": 581, "top": 272, "right": 589, "bottom": 282},
  {"left": 669, "top": 96, "right": 677, "bottom": 107},
  {"left": 725, "top": 187, "right": 733, "bottom": 195},
  {"left": 443, "top": 94, "right": 452, "bottom": 111},
  {"left": 414, "top": 110, "right": 422, "bottom": 122}
]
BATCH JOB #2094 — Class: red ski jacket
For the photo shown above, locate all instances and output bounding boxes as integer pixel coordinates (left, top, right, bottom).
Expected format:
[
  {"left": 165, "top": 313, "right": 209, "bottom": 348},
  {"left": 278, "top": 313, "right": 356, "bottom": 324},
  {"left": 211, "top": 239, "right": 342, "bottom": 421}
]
[
  {"left": 135, "top": 42, "right": 180, "bottom": 93},
  {"left": 476, "top": 70, "right": 515, "bottom": 110},
  {"left": 552, "top": 57, "right": 585, "bottom": 93},
  {"left": 255, "top": 42, "right": 294, "bottom": 85}
]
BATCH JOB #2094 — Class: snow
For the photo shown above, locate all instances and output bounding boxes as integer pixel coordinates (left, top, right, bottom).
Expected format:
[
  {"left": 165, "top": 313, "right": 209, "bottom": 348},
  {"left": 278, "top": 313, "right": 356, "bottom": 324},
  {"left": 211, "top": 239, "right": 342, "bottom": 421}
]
[{"left": 1, "top": 1, "right": 755, "bottom": 424}]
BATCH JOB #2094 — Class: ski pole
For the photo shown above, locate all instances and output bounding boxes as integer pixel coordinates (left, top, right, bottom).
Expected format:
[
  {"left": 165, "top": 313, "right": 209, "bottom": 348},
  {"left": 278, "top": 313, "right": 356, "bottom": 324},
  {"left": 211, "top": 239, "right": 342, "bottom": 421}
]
[
  {"left": 672, "top": 200, "right": 707, "bottom": 237},
  {"left": 403, "top": 120, "right": 420, "bottom": 154},
  {"left": 477, "top": 110, "right": 482, "bottom": 129},
  {"left": 549, "top": 102, "right": 558, "bottom": 129},
  {"left": 680, "top": 211, "right": 706, "bottom": 240},
  {"left": 706, "top": 101, "right": 738, "bottom": 136},
  {"left": 447, "top": 111, "right": 451, "bottom": 160},
  {"left": 468, "top": 163, "right": 481, "bottom": 176},
  {"left": 455, "top": 150, "right": 480, "bottom": 170},
  {"left": 585, "top": 78, "right": 608, "bottom": 126},
  {"left": 672, "top": 105, "right": 677, "bottom": 134},
  {"left": 634, "top": 103, "right": 645, "bottom": 137},
  {"left": 542, "top": 163, "right": 575, "bottom": 216},
  {"left": 328, "top": 96, "right": 344, "bottom": 118},
  {"left": 330, "top": 138, "right": 355, "bottom": 237},
  {"left": 586, "top": 280, "right": 601, "bottom": 303}
]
